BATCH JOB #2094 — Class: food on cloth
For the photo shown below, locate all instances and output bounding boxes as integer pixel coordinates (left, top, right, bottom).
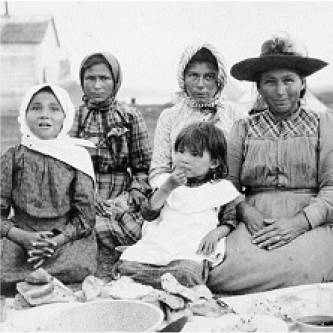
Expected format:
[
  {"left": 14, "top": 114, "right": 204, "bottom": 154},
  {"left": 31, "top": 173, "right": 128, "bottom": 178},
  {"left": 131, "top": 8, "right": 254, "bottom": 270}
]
[
  {"left": 141, "top": 289, "right": 186, "bottom": 310},
  {"left": 189, "top": 298, "right": 233, "bottom": 317},
  {"left": 250, "top": 294, "right": 309, "bottom": 319},
  {"left": 219, "top": 315, "right": 258, "bottom": 332},
  {"left": 14, "top": 293, "right": 32, "bottom": 310},
  {"left": 16, "top": 269, "right": 76, "bottom": 306},
  {"left": 161, "top": 273, "right": 201, "bottom": 302},
  {"left": 183, "top": 314, "right": 288, "bottom": 332},
  {"left": 103, "top": 276, "right": 155, "bottom": 299},
  {"left": 25, "top": 268, "right": 53, "bottom": 285},
  {"left": 17, "top": 281, "right": 55, "bottom": 305},
  {"left": 81, "top": 275, "right": 106, "bottom": 301}
]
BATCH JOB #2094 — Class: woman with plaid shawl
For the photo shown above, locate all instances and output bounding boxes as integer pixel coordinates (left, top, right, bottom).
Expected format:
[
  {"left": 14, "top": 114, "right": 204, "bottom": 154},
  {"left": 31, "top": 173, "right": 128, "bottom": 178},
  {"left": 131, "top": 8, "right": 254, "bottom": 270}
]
[{"left": 70, "top": 52, "right": 152, "bottom": 251}]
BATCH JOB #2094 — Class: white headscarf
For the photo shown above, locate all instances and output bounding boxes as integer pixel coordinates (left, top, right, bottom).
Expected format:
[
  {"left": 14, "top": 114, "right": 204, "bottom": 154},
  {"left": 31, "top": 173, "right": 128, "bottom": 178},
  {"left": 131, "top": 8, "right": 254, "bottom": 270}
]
[
  {"left": 18, "top": 83, "right": 95, "bottom": 182},
  {"left": 177, "top": 41, "right": 228, "bottom": 109}
]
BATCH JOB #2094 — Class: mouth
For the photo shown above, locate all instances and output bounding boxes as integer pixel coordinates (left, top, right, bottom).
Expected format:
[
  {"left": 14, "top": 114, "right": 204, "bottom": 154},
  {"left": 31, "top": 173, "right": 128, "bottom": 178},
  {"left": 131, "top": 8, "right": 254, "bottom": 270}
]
[
  {"left": 194, "top": 93, "right": 207, "bottom": 97},
  {"left": 38, "top": 122, "right": 52, "bottom": 128},
  {"left": 90, "top": 93, "right": 105, "bottom": 99},
  {"left": 274, "top": 100, "right": 288, "bottom": 105}
]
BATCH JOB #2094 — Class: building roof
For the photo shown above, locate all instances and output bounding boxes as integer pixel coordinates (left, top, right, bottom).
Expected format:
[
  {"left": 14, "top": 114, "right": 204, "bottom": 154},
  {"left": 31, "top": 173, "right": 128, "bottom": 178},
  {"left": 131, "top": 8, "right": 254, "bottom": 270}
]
[{"left": 0, "top": 15, "right": 60, "bottom": 45}]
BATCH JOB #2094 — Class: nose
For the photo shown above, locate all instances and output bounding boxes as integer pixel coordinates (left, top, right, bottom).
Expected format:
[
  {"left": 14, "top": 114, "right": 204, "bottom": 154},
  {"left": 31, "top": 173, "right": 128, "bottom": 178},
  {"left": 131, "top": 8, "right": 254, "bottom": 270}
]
[
  {"left": 196, "top": 76, "right": 204, "bottom": 88},
  {"left": 93, "top": 78, "right": 103, "bottom": 89},
  {"left": 39, "top": 107, "right": 49, "bottom": 118},
  {"left": 179, "top": 154, "right": 190, "bottom": 165},
  {"left": 276, "top": 82, "right": 286, "bottom": 95}
]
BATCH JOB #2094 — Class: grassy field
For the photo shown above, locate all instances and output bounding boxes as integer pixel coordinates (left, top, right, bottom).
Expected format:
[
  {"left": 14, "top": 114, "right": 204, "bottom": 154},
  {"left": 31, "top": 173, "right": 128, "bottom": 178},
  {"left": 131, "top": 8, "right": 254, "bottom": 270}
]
[{"left": 0, "top": 103, "right": 170, "bottom": 153}]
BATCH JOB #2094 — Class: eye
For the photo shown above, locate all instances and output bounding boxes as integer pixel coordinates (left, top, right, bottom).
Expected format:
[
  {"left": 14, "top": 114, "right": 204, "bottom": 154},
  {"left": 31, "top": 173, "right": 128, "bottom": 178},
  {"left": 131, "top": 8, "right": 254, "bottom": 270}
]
[
  {"left": 263, "top": 79, "right": 276, "bottom": 85},
  {"left": 190, "top": 150, "right": 201, "bottom": 157},
  {"left": 187, "top": 73, "right": 198, "bottom": 80},
  {"left": 284, "top": 77, "right": 294, "bottom": 83},
  {"left": 84, "top": 75, "right": 94, "bottom": 81},
  {"left": 29, "top": 105, "right": 41, "bottom": 111},
  {"left": 205, "top": 74, "right": 216, "bottom": 81}
]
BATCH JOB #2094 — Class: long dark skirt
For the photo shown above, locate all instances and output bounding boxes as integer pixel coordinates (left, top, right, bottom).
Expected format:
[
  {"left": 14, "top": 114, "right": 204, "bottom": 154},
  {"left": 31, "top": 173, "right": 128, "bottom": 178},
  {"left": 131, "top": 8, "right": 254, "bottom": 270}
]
[
  {"left": 1, "top": 232, "right": 98, "bottom": 291},
  {"left": 207, "top": 222, "right": 333, "bottom": 295}
]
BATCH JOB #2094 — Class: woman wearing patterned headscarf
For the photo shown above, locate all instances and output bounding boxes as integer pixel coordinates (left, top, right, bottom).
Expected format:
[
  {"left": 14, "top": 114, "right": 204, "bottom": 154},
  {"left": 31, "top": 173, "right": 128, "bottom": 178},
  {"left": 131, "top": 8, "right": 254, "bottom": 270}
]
[
  {"left": 149, "top": 41, "right": 247, "bottom": 188},
  {"left": 70, "top": 52, "right": 152, "bottom": 251}
]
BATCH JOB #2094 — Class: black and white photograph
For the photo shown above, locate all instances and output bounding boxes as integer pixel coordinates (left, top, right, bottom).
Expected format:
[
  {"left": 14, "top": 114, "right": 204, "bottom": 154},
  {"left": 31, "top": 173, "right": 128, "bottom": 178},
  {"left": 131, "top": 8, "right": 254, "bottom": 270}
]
[{"left": 1, "top": 1, "right": 333, "bottom": 332}]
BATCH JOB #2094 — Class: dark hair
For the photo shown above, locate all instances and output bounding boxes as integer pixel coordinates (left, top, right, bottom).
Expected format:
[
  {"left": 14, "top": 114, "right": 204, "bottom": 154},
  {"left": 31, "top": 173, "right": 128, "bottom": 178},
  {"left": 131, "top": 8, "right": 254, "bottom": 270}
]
[
  {"left": 184, "top": 47, "right": 218, "bottom": 75},
  {"left": 174, "top": 122, "right": 228, "bottom": 182},
  {"left": 255, "top": 71, "right": 307, "bottom": 98},
  {"left": 80, "top": 54, "right": 115, "bottom": 84}
]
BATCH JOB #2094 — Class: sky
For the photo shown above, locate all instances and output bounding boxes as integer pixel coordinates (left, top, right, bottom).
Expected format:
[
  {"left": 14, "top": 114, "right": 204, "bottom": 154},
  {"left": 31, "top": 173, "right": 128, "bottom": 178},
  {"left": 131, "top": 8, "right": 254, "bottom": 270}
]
[{"left": 1, "top": 1, "right": 333, "bottom": 100}]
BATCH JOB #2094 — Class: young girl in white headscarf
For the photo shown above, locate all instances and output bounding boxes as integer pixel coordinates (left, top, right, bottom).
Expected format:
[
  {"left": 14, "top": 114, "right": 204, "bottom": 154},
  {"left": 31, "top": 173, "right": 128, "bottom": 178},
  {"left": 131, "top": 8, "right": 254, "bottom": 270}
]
[{"left": 1, "top": 84, "right": 97, "bottom": 291}]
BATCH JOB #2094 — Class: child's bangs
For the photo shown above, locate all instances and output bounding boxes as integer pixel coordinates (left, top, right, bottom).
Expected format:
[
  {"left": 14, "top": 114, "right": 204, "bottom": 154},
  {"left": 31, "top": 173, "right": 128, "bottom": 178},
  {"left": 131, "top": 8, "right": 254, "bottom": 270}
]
[{"left": 175, "top": 127, "right": 206, "bottom": 155}]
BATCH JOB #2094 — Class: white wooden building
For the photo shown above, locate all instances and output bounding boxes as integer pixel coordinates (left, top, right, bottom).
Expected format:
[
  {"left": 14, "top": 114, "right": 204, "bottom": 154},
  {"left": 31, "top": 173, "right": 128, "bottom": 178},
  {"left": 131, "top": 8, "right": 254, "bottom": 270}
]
[{"left": 0, "top": 14, "right": 71, "bottom": 114}]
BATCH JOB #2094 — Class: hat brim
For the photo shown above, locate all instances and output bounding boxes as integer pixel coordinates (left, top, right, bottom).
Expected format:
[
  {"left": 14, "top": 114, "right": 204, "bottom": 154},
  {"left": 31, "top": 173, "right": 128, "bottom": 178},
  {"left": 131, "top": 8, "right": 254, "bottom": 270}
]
[{"left": 231, "top": 55, "right": 328, "bottom": 82}]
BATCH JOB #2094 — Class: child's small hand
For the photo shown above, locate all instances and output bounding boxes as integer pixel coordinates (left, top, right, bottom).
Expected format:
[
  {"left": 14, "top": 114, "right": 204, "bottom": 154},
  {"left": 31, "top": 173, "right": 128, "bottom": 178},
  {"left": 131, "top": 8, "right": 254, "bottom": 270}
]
[
  {"left": 197, "top": 229, "right": 221, "bottom": 256},
  {"left": 168, "top": 167, "right": 187, "bottom": 190}
]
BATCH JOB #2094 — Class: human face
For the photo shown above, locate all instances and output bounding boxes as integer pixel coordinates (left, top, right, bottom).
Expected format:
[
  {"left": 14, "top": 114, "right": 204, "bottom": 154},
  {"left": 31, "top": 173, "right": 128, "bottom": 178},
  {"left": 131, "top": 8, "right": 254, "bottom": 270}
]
[
  {"left": 83, "top": 63, "right": 114, "bottom": 103},
  {"left": 26, "top": 91, "right": 65, "bottom": 140},
  {"left": 174, "top": 146, "right": 219, "bottom": 180},
  {"left": 259, "top": 69, "right": 305, "bottom": 118},
  {"left": 184, "top": 62, "right": 219, "bottom": 104}
]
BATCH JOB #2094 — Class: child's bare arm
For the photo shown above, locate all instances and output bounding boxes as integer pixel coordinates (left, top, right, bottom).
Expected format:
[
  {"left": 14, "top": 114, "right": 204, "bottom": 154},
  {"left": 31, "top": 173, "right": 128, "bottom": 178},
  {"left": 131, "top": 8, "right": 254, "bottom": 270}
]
[
  {"left": 197, "top": 225, "right": 232, "bottom": 256},
  {"left": 149, "top": 167, "right": 186, "bottom": 211}
]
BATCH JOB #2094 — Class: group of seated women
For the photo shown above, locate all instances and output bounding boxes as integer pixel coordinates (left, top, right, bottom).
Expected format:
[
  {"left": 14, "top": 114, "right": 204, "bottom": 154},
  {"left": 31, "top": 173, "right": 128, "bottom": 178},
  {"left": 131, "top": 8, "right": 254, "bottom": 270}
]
[{"left": 1, "top": 32, "right": 333, "bottom": 296}]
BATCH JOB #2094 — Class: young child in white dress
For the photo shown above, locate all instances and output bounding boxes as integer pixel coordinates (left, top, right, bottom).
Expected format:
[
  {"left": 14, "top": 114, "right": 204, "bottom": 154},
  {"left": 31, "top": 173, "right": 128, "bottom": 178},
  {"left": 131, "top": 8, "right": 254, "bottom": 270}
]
[{"left": 116, "top": 122, "right": 241, "bottom": 288}]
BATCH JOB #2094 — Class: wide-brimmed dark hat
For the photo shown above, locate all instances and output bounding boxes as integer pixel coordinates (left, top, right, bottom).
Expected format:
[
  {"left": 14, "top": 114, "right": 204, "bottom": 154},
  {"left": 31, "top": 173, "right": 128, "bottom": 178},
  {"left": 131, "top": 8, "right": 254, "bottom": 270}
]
[{"left": 231, "top": 34, "right": 328, "bottom": 82}]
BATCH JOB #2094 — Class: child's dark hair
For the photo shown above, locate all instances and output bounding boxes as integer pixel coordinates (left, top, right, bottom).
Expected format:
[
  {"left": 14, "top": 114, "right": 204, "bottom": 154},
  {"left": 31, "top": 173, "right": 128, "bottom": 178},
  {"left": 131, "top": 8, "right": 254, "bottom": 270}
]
[{"left": 174, "top": 122, "right": 228, "bottom": 182}]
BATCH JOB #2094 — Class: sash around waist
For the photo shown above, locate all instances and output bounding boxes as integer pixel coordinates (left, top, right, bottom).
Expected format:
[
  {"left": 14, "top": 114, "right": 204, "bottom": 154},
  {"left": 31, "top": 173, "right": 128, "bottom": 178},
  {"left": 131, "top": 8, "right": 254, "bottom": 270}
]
[{"left": 244, "top": 186, "right": 317, "bottom": 195}]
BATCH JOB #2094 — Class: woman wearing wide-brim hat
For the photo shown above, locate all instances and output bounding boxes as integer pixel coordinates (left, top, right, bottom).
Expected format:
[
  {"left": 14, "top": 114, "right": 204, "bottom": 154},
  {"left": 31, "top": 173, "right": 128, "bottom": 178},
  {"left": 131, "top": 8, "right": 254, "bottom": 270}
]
[{"left": 207, "top": 32, "right": 333, "bottom": 294}]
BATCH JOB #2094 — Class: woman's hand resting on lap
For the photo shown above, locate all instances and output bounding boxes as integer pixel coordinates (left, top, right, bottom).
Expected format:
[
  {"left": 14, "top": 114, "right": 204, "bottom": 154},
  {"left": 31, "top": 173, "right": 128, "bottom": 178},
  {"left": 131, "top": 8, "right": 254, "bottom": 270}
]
[{"left": 252, "top": 213, "right": 311, "bottom": 250}]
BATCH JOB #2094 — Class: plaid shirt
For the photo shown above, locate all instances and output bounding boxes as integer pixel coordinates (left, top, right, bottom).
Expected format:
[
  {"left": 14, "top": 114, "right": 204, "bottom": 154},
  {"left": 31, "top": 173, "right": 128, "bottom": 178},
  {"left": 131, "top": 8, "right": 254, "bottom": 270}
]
[{"left": 70, "top": 102, "right": 152, "bottom": 200}]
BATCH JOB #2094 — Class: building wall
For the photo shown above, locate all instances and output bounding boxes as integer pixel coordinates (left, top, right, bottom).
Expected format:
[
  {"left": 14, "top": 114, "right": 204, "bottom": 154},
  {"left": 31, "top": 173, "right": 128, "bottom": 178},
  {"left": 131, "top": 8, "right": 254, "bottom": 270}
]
[
  {"left": 38, "top": 24, "right": 62, "bottom": 84},
  {"left": 0, "top": 44, "right": 39, "bottom": 113},
  {"left": 0, "top": 24, "right": 67, "bottom": 114}
]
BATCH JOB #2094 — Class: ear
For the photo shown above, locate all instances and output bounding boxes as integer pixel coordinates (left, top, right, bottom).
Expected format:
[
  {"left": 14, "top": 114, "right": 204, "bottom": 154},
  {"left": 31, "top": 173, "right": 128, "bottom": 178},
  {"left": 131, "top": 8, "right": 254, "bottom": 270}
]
[{"left": 210, "top": 159, "right": 220, "bottom": 169}]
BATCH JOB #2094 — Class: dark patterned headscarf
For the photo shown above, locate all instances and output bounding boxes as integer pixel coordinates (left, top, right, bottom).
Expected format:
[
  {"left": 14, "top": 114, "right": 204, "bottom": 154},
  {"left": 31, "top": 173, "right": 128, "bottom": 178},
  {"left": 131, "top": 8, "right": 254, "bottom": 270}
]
[{"left": 79, "top": 52, "right": 123, "bottom": 110}]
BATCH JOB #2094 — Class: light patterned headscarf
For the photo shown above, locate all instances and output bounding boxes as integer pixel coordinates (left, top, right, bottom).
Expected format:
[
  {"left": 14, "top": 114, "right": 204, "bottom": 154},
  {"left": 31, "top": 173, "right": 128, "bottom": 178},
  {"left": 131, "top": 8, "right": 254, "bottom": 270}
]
[
  {"left": 18, "top": 83, "right": 95, "bottom": 181},
  {"left": 177, "top": 41, "right": 228, "bottom": 109}
]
